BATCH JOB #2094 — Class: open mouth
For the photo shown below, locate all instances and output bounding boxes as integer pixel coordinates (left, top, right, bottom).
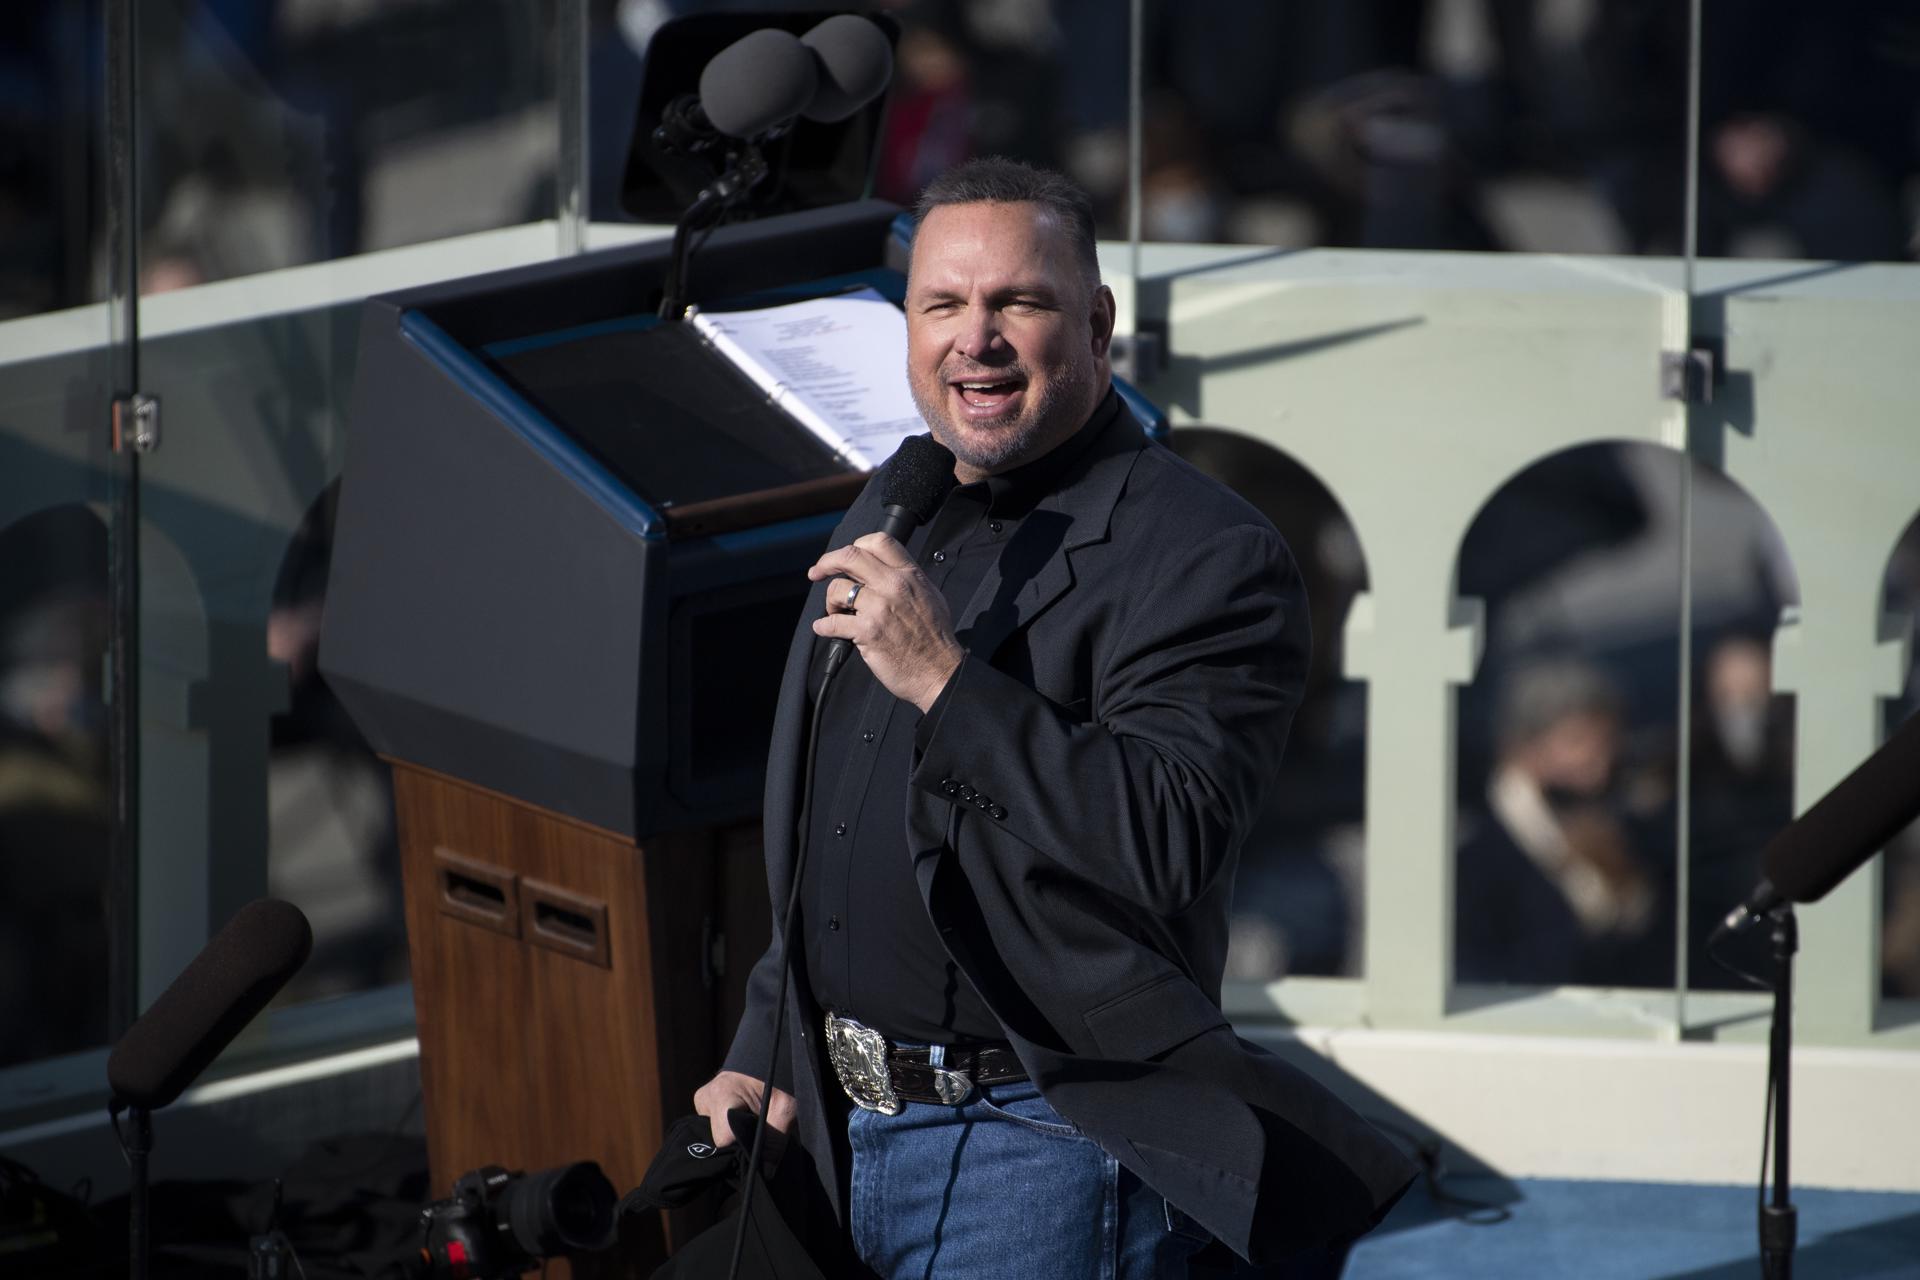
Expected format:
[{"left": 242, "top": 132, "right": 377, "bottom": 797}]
[{"left": 950, "top": 376, "right": 1026, "bottom": 416}]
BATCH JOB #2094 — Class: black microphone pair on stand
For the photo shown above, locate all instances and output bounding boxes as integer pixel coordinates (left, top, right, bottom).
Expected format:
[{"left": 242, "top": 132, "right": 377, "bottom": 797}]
[{"left": 654, "top": 15, "right": 894, "bottom": 322}]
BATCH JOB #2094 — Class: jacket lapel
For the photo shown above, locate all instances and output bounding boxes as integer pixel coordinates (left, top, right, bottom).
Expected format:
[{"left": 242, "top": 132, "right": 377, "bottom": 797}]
[{"left": 951, "top": 406, "right": 1147, "bottom": 662}]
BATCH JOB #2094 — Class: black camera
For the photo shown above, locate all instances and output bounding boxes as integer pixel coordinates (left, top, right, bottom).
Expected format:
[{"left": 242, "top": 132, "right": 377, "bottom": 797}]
[{"left": 412, "top": 1161, "right": 616, "bottom": 1278}]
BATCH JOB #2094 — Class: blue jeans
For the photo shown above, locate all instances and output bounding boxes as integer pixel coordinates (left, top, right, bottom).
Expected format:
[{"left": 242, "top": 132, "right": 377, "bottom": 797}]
[{"left": 846, "top": 1075, "right": 1209, "bottom": 1279}]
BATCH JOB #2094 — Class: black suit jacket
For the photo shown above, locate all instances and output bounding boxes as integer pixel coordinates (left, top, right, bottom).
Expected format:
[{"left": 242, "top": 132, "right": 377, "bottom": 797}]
[{"left": 724, "top": 401, "right": 1414, "bottom": 1264}]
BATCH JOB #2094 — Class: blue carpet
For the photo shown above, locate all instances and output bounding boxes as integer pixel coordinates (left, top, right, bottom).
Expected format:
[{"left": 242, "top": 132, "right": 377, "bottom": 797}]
[{"left": 1345, "top": 1177, "right": 1920, "bottom": 1278}]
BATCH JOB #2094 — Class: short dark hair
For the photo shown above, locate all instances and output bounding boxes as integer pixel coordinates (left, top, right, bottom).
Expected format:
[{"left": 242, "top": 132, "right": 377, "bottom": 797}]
[{"left": 913, "top": 157, "right": 1102, "bottom": 288}]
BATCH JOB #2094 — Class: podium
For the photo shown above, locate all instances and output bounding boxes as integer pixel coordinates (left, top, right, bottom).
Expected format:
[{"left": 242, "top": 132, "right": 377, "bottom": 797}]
[
  {"left": 318, "top": 199, "right": 911, "bottom": 1268},
  {"left": 319, "top": 189, "right": 1170, "bottom": 1272}
]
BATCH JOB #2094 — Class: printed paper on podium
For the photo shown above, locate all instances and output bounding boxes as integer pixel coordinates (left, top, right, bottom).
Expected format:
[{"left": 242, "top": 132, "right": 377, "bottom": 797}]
[{"left": 687, "top": 287, "right": 924, "bottom": 470}]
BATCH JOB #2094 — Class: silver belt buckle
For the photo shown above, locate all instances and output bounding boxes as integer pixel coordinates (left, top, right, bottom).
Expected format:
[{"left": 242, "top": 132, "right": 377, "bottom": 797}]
[{"left": 825, "top": 1013, "right": 904, "bottom": 1115}]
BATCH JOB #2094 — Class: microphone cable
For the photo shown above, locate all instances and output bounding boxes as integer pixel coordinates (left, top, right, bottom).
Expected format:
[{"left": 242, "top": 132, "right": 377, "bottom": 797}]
[
  {"left": 727, "top": 667, "right": 838, "bottom": 1280},
  {"left": 723, "top": 435, "right": 952, "bottom": 1278}
]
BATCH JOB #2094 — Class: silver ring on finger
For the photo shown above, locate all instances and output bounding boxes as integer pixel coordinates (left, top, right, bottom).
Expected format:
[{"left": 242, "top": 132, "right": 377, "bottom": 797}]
[{"left": 844, "top": 581, "right": 862, "bottom": 611}]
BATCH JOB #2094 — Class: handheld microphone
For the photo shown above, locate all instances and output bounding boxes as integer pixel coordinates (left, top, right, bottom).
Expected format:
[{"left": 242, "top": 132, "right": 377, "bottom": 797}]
[
  {"left": 822, "top": 436, "right": 958, "bottom": 679},
  {"left": 799, "top": 15, "right": 894, "bottom": 123},
  {"left": 107, "top": 898, "right": 313, "bottom": 1111},
  {"left": 1712, "top": 709, "right": 1920, "bottom": 943}
]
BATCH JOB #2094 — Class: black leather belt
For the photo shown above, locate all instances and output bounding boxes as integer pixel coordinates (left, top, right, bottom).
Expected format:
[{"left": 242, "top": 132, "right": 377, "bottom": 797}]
[
  {"left": 890, "top": 1043, "right": 1027, "bottom": 1102},
  {"left": 824, "top": 1012, "right": 1027, "bottom": 1113}
]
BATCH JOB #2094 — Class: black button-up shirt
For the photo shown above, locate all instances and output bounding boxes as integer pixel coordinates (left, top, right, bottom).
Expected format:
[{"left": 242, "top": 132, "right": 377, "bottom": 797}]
[{"left": 799, "top": 392, "right": 1121, "bottom": 1044}]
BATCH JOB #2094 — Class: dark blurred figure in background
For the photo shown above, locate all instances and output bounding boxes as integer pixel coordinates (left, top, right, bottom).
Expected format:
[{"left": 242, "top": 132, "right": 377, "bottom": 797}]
[
  {"left": 0, "top": 3, "right": 104, "bottom": 319},
  {"left": 1686, "top": 633, "right": 1795, "bottom": 989},
  {"left": 861, "top": 0, "right": 1920, "bottom": 260},
  {"left": 266, "top": 486, "right": 407, "bottom": 1006},
  {"left": 0, "top": 509, "right": 112, "bottom": 1067},
  {"left": 12, "top": 0, "right": 1917, "bottom": 324},
  {"left": 1586, "top": 0, "right": 1918, "bottom": 260},
  {"left": 1880, "top": 519, "right": 1920, "bottom": 1000},
  {"left": 1457, "top": 659, "right": 1671, "bottom": 987}
]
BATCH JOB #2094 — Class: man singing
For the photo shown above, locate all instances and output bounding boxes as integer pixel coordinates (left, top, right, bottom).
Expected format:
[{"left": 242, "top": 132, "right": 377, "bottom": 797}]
[{"left": 694, "top": 158, "right": 1412, "bottom": 1277}]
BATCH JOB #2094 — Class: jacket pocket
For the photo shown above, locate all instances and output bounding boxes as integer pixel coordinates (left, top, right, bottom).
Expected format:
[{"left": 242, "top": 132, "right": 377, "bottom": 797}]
[{"left": 1082, "top": 972, "right": 1229, "bottom": 1061}]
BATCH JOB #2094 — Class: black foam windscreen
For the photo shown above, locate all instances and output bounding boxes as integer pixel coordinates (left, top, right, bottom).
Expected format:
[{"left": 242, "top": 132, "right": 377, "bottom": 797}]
[
  {"left": 880, "top": 435, "right": 957, "bottom": 526},
  {"left": 1762, "top": 710, "right": 1920, "bottom": 903},
  {"left": 106, "top": 898, "right": 313, "bottom": 1111},
  {"left": 698, "top": 28, "right": 818, "bottom": 140},
  {"left": 800, "top": 15, "right": 894, "bottom": 124}
]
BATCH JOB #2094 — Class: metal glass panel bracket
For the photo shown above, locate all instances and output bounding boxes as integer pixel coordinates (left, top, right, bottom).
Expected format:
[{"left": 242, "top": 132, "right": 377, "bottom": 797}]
[{"left": 111, "top": 393, "right": 160, "bottom": 454}]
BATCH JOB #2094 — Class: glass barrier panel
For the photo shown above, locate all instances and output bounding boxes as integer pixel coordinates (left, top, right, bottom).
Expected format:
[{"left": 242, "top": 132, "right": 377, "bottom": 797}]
[
  {"left": 0, "top": 3, "right": 116, "bottom": 1073},
  {"left": 1678, "top": 462, "right": 1799, "bottom": 997},
  {"left": 1453, "top": 444, "right": 1688, "bottom": 993},
  {"left": 1882, "top": 515, "right": 1920, "bottom": 1014},
  {"left": 131, "top": 1, "right": 568, "bottom": 1009},
  {"left": 1682, "top": 253, "right": 1920, "bottom": 1044},
  {"left": 137, "top": 0, "right": 560, "bottom": 290},
  {"left": 0, "top": 6, "right": 109, "bottom": 320}
]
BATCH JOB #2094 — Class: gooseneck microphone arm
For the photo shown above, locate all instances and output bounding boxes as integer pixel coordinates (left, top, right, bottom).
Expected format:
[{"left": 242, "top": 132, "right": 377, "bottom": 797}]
[
  {"left": 658, "top": 145, "right": 769, "bottom": 323},
  {"left": 653, "top": 25, "right": 823, "bottom": 322}
]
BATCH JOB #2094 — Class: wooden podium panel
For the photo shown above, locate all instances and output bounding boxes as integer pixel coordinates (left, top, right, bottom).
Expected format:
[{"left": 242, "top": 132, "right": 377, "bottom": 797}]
[{"left": 390, "top": 759, "right": 769, "bottom": 1274}]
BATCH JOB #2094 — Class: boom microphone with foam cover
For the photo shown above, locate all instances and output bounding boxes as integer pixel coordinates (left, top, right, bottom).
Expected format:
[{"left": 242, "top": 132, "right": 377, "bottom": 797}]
[
  {"left": 697, "top": 28, "right": 819, "bottom": 140},
  {"left": 107, "top": 898, "right": 313, "bottom": 1110},
  {"left": 800, "top": 15, "right": 894, "bottom": 123},
  {"left": 822, "top": 436, "right": 958, "bottom": 679},
  {"left": 1713, "top": 710, "right": 1920, "bottom": 941},
  {"left": 1762, "top": 708, "right": 1920, "bottom": 902}
]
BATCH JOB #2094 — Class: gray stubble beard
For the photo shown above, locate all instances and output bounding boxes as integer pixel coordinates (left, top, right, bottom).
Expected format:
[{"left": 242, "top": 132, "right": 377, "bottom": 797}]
[{"left": 910, "top": 352, "right": 1098, "bottom": 477}]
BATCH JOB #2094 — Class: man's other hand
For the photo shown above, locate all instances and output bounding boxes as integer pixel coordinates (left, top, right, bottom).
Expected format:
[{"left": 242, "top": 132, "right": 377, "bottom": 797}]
[
  {"left": 811, "top": 532, "right": 965, "bottom": 713},
  {"left": 693, "top": 1070, "right": 796, "bottom": 1148}
]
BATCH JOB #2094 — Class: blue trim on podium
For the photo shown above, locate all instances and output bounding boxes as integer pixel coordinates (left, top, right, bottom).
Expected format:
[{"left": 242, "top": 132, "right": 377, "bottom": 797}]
[
  {"left": 1116, "top": 380, "right": 1168, "bottom": 442},
  {"left": 398, "top": 309, "right": 668, "bottom": 541},
  {"left": 706, "top": 509, "right": 845, "bottom": 554},
  {"left": 481, "top": 311, "right": 664, "bottom": 359}
]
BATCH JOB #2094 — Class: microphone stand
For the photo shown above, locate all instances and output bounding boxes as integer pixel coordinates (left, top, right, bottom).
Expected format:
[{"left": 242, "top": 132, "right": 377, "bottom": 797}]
[
  {"left": 116, "top": 1100, "right": 153, "bottom": 1280},
  {"left": 658, "top": 143, "right": 769, "bottom": 323},
  {"left": 1760, "top": 905, "right": 1798, "bottom": 1280}
]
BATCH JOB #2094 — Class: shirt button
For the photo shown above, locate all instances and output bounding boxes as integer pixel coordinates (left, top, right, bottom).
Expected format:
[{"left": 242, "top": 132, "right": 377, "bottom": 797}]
[
  {"left": 828, "top": 915, "right": 841, "bottom": 931},
  {"left": 862, "top": 730, "right": 875, "bottom": 742},
  {"left": 989, "top": 520, "right": 1003, "bottom": 534},
  {"left": 835, "top": 822, "right": 848, "bottom": 837},
  {"left": 931, "top": 549, "right": 946, "bottom": 563}
]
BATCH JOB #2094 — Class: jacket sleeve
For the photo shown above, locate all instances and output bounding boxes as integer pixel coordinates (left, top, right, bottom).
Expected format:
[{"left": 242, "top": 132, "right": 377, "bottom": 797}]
[
  {"left": 911, "top": 521, "right": 1306, "bottom": 915},
  {"left": 720, "top": 933, "right": 794, "bottom": 1093}
]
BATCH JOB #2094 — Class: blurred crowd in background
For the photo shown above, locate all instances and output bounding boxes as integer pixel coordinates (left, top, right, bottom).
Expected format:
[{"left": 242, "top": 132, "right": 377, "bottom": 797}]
[
  {"left": 6, "top": 0, "right": 1919, "bottom": 319},
  {"left": 3, "top": 0, "right": 1919, "bottom": 1067}
]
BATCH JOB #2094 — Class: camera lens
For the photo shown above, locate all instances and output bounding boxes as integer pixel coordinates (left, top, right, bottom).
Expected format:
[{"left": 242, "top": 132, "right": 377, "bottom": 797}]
[{"left": 501, "top": 1160, "right": 616, "bottom": 1253}]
